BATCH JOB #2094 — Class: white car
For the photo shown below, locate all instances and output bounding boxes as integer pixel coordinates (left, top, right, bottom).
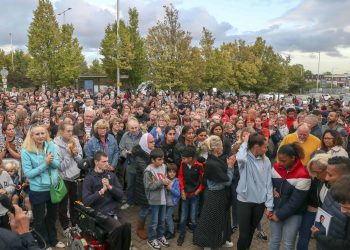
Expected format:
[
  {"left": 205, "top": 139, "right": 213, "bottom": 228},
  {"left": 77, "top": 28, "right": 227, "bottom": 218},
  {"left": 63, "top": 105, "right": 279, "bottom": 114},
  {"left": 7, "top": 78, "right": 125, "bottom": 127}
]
[{"left": 323, "top": 94, "right": 331, "bottom": 101}]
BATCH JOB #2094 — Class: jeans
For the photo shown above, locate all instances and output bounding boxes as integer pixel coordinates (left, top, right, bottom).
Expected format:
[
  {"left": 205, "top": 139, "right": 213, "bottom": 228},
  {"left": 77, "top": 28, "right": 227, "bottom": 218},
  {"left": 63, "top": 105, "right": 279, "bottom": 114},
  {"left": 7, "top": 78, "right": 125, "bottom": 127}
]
[
  {"left": 138, "top": 205, "right": 150, "bottom": 220},
  {"left": 269, "top": 215, "right": 302, "bottom": 250},
  {"left": 237, "top": 201, "right": 265, "bottom": 250},
  {"left": 179, "top": 195, "right": 199, "bottom": 235},
  {"left": 297, "top": 211, "right": 316, "bottom": 250},
  {"left": 58, "top": 180, "right": 78, "bottom": 230},
  {"left": 32, "top": 199, "right": 59, "bottom": 246},
  {"left": 148, "top": 205, "right": 166, "bottom": 240},
  {"left": 166, "top": 205, "right": 176, "bottom": 234},
  {"left": 126, "top": 170, "right": 136, "bottom": 205}
]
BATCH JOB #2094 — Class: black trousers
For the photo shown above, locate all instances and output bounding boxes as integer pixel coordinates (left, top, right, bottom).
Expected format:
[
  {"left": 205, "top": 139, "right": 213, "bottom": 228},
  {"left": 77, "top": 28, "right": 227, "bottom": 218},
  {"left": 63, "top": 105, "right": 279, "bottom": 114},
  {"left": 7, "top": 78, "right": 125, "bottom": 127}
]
[
  {"left": 0, "top": 214, "right": 10, "bottom": 230},
  {"left": 58, "top": 180, "right": 78, "bottom": 230},
  {"left": 32, "top": 199, "right": 58, "bottom": 247},
  {"left": 237, "top": 200, "right": 265, "bottom": 250}
]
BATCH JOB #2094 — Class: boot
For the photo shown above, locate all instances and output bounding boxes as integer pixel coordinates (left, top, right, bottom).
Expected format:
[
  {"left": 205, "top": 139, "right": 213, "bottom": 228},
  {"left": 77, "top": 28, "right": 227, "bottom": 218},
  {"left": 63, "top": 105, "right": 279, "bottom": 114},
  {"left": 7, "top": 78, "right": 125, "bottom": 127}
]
[{"left": 136, "top": 219, "right": 148, "bottom": 240}]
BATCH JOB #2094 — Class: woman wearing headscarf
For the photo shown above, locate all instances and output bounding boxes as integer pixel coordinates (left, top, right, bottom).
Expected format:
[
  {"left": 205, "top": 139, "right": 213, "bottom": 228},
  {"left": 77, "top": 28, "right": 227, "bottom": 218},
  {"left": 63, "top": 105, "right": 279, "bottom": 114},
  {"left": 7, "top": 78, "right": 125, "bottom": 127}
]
[{"left": 133, "top": 133, "right": 156, "bottom": 240}]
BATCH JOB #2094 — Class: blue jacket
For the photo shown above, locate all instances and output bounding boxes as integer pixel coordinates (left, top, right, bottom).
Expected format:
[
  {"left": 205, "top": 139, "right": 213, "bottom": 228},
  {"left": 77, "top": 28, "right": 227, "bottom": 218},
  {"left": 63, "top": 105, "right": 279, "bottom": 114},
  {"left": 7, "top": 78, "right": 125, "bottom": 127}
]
[
  {"left": 84, "top": 134, "right": 119, "bottom": 168},
  {"left": 236, "top": 142, "right": 274, "bottom": 210},
  {"left": 271, "top": 159, "right": 311, "bottom": 221},
  {"left": 21, "top": 141, "right": 60, "bottom": 192},
  {"left": 166, "top": 178, "right": 181, "bottom": 206}
]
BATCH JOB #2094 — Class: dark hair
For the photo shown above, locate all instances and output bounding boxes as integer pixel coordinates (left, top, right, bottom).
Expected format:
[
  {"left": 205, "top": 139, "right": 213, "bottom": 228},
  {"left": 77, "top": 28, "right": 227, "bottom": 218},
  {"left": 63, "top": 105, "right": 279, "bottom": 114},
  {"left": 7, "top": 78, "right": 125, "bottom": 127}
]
[
  {"left": 331, "top": 175, "right": 350, "bottom": 204},
  {"left": 278, "top": 143, "right": 305, "bottom": 160},
  {"left": 312, "top": 110, "right": 322, "bottom": 116},
  {"left": 150, "top": 148, "right": 164, "bottom": 160},
  {"left": 247, "top": 133, "right": 266, "bottom": 150},
  {"left": 328, "top": 156, "right": 350, "bottom": 175},
  {"left": 286, "top": 108, "right": 296, "bottom": 114},
  {"left": 181, "top": 126, "right": 193, "bottom": 138},
  {"left": 94, "top": 151, "right": 108, "bottom": 161},
  {"left": 196, "top": 127, "right": 207, "bottom": 135},
  {"left": 210, "top": 123, "right": 223, "bottom": 136},
  {"left": 167, "top": 163, "right": 178, "bottom": 173},
  {"left": 321, "top": 129, "right": 343, "bottom": 150},
  {"left": 164, "top": 126, "right": 176, "bottom": 136},
  {"left": 2, "top": 122, "right": 15, "bottom": 133}
]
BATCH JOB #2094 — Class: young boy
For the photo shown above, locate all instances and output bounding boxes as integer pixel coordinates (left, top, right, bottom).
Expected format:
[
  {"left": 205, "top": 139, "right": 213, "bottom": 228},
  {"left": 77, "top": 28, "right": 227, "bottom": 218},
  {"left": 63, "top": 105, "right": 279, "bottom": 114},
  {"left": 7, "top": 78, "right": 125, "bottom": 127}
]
[
  {"left": 177, "top": 146, "right": 204, "bottom": 246},
  {"left": 165, "top": 163, "right": 180, "bottom": 240},
  {"left": 144, "top": 148, "right": 171, "bottom": 250}
]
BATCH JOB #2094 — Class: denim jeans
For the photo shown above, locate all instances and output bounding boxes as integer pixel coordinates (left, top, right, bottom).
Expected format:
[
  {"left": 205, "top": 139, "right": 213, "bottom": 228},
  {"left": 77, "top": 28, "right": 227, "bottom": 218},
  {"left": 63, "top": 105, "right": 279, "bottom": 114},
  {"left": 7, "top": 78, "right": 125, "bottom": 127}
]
[
  {"left": 166, "top": 205, "right": 176, "bottom": 234},
  {"left": 138, "top": 205, "right": 151, "bottom": 220},
  {"left": 269, "top": 215, "right": 302, "bottom": 250},
  {"left": 297, "top": 211, "right": 316, "bottom": 250},
  {"left": 179, "top": 195, "right": 199, "bottom": 235},
  {"left": 148, "top": 205, "right": 166, "bottom": 240},
  {"left": 126, "top": 171, "right": 136, "bottom": 205}
]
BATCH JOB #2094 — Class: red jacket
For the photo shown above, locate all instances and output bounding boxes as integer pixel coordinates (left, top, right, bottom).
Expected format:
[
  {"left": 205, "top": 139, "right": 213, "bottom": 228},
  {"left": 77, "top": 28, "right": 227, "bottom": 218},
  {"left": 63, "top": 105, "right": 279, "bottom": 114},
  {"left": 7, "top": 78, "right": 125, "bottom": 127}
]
[
  {"left": 286, "top": 117, "right": 296, "bottom": 130},
  {"left": 178, "top": 161, "right": 204, "bottom": 195}
]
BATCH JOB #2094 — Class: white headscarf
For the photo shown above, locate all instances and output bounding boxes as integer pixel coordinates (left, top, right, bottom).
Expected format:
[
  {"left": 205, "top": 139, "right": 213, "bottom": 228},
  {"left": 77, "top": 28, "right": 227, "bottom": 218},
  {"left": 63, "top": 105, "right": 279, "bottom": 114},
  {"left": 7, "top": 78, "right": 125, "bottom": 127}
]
[{"left": 139, "top": 133, "right": 153, "bottom": 154}]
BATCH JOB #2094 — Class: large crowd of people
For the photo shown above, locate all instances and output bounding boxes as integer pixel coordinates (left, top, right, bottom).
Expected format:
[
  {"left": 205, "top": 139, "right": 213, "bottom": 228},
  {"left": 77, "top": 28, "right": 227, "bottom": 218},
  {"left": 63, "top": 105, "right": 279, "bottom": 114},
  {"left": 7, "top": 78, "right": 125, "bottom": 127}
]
[{"left": 0, "top": 86, "right": 350, "bottom": 250}]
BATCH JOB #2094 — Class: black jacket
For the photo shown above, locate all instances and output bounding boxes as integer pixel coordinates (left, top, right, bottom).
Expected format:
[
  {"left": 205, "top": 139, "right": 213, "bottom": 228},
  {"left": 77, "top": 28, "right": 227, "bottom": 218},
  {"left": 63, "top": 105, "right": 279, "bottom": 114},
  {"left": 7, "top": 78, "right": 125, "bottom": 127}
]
[
  {"left": 82, "top": 170, "right": 123, "bottom": 214},
  {"left": 0, "top": 228, "right": 40, "bottom": 250},
  {"left": 133, "top": 145, "right": 151, "bottom": 206},
  {"left": 160, "top": 141, "right": 177, "bottom": 164}
]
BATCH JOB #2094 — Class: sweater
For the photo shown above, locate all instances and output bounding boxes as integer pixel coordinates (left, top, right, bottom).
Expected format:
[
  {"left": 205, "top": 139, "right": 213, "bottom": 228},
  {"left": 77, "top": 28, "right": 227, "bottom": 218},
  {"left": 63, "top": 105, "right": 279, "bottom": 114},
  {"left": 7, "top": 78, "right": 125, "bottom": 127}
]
[
  {"left": 0, "top": 171, "right": 15, "bottom": 216},
  {"left": 278, "top": 132, "right": 321, "bottom": 165},
  {"left": 236, "top": 142, "right": 274, "bottom": 210}
]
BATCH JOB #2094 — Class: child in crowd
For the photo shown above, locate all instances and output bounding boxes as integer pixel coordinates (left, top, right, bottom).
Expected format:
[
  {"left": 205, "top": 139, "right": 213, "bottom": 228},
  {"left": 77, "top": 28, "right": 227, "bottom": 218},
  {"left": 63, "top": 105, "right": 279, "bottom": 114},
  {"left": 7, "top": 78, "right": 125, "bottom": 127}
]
[
  {"left": 164, "top": 163, "right": 180, "bottom": 240},
  {"left": 144, "top": 148, "right": 171, "bottom": 250},
  {"left": 4, "top": 161, "right": 33, "bottom": 220},
  {"left": 177, "top": 145, "right": 204, "bottom": 246},
  {"left": 0, "top": 158, "right": 15, "bottom": 229}
]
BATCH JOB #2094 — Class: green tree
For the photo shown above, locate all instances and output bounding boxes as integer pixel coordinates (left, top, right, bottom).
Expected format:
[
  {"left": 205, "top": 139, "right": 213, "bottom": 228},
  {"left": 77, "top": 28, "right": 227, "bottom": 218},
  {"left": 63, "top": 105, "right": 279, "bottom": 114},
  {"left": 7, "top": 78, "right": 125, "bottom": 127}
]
[
  {"left": 126, "top": 8, "right": 148, "bottom": 88},
  {"left": 88, "top": 59, "right": 105, "bottom": 75},
  {"left": 286, "top": 64, "right": 306, "bottom": 93},
  {"left": 100, "top": 20, "right": 134, "bottom": 82},
  {"left": 55, "top": 24, "right": 85, "bottom": 87},
  {"left": 146, "top": 4, "right": 193, "bottom": 90},
  {"left": 27, "top": 0, "right": 61, "bottom": 86}
]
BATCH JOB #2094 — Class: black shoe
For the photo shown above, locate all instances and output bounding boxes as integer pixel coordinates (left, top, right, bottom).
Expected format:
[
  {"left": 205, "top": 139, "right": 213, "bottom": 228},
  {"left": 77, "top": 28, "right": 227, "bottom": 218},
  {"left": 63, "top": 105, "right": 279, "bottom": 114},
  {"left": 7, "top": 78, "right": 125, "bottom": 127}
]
[
  {"left": 165, "top": 232, "right": 175, "bottom": 240},
  {"left": 257, "top": 230, "right": 268, "bottom": 241},
  {"left": 177, "top": 234, "right": 185, "bottom": 246}
]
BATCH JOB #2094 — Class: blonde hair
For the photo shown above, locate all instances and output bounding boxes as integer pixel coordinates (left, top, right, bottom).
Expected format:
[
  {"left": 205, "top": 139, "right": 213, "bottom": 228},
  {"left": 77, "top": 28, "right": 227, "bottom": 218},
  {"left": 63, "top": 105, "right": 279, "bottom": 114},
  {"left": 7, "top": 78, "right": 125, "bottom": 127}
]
[
  {"left": 93, "top": 119, "right": 110, "bottom": 133},
  {"left": 22, "top": 124, "right": 51, "bottom": 152},
  {"left": 307, "top": 153, "right": 330, "bottom": 178},
  {"left": 4, "top": 162, "right": 19, "bottom": 173},
  {"left": 203, "top": 135, "right": 222, "bottom": 153}
]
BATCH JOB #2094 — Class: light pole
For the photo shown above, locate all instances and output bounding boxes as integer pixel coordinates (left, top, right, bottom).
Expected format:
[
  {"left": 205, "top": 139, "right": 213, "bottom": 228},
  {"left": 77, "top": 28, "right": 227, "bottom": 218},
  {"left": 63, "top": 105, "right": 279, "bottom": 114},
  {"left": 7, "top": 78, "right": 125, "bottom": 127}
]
[
  {"left": 316, "top": 51, "right": 321, "bottom": 92},
  {"left": 9, "top": 33, "right": 14, "bottom": 71},
  {"left": 1, "top": 67, "right": 9, "bottom": 92},
  {"left": 116, "top": 0, "right": 120, "bottom": 96},
  {"left": 57, "top": 7, "right": 72, "bottom": 24}
]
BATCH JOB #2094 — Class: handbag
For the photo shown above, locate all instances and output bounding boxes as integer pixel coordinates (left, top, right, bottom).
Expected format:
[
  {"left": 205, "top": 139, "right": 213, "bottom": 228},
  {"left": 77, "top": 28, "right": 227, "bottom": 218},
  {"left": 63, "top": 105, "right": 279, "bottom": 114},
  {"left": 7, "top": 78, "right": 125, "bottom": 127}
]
[{"left": 48, "top": 168, "right": 68, "bottom": 204}]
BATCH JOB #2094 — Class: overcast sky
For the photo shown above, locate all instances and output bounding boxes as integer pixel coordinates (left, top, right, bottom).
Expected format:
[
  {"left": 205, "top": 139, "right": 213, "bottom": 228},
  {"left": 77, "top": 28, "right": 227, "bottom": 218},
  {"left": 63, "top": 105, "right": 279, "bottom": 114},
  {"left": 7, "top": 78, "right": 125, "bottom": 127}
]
[{"left": 1, "top": 0, "right": 350, "bottom": 74}]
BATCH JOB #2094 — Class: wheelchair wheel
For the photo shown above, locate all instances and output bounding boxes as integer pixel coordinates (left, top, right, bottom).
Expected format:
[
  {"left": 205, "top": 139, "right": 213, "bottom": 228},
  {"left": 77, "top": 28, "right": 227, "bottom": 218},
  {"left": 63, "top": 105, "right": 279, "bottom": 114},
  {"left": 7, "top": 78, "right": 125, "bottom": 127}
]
[{"left": 70, "top": 238, "right": 85, "bottom": 250}]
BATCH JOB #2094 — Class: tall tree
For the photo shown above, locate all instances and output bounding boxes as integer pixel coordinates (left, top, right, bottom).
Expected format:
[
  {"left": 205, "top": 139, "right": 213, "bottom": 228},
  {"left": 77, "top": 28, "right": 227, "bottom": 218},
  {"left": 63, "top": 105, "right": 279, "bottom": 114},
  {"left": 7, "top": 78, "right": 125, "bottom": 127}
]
[
  {"left": 100, "top": 20, "right": 134, "bottom": 82},
  {"left": 146, "top": 4, "right": 193, "bottom": 90},
  {"left": 88, "top": 59, "right": 105, "bottom": 75},
  {"left": 127, "top": 8, "right": 148, "bottom": 88},
  {"left": 55, "top": 24, "right": 85, "bottom": 87},
  {"left": 27, "top": 0, "right": 61, "bottom": 86}
]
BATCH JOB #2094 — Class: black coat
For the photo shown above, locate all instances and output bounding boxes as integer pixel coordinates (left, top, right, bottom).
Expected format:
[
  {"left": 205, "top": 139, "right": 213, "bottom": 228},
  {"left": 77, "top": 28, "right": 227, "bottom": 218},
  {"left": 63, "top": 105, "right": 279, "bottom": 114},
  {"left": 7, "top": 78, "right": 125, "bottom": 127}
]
[
  {"left": 133, "top": 145, "right": 151, "bottom": 206},
  {"left": 160, "top": 141, "right": 177, "bottom": 164}
]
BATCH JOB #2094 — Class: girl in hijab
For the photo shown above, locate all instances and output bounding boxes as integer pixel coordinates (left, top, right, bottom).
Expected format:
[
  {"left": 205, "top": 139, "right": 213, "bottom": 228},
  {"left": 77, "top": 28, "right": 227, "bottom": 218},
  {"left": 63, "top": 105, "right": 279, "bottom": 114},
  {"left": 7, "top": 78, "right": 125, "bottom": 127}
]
[{"left": 133, "top": 133, "right": 156, "bottom": 240}]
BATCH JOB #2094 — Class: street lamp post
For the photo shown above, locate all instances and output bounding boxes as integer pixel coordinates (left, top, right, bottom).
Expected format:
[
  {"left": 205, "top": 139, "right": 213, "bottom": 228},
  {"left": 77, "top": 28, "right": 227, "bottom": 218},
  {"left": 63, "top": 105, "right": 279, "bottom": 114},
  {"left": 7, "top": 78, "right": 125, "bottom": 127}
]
[
  {"left": 116, "top": 0, "right": 121, "bottom": 96},
  {"left": 316, "top": 51, "right": 321, "bottom": 92},
  {"left": 57, "top": 7, "right": 72, "bottom": 24},
  {"left": 0, "top": 67, "right": 9, "bottom": 92},
  {"left": 9, "top": 33, "right": 14, "bottom": 71}
]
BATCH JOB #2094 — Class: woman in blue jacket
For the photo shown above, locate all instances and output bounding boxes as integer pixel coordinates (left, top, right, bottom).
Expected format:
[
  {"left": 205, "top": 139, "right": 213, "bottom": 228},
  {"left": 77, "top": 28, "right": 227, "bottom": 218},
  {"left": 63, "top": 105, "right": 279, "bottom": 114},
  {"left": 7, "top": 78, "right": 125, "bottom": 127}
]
[
  {"left": 269, "top": 143, "right": 311, "bottom": 250},
  {"left": 21, "top": 123, "right": 64, "bottom": 249}
]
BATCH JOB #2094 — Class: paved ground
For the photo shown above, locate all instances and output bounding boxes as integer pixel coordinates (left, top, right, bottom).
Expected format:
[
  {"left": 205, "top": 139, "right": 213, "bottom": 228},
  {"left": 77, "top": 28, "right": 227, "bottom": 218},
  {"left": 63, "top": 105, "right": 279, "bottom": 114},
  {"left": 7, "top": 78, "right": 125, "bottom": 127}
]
[{"left": 56, "top": 205, "right": 316, "bottom": 250}]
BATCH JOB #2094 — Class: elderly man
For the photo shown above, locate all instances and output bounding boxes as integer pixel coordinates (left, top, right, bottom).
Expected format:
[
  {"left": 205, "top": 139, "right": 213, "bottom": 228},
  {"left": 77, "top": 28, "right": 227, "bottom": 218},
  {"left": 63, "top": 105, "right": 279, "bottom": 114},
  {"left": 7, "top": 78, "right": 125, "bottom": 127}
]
[
  {"left": 74, "top": 110, "right": 96, "bottom": 147},
  {"left": 304, "top": 114, "right": 323, "bottom": 139},
  {"left": 279, "top": 123, "right": 321, "bottom": 165},
  {"left": 119, "top": 118, "right": 143, "bottom": 210}
]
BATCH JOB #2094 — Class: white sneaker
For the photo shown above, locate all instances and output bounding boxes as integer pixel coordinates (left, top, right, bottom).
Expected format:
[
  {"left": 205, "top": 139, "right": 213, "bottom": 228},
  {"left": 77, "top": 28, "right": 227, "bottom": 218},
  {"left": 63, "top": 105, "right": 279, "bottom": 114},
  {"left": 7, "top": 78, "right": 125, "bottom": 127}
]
[
  {"left": 147, "top": 239, "right": 161, "bottom": 250},
  {"left": 223, "top": 241, "right": 234, "bottom": 248},
  {"left": 120, "top": 203, "right": 130, "bottom": 210},
  {"left": 46, "top": 248, "right": 53, "bottom": 250},
  {"left": 204, "top": 248, "right": 212, "bottom": 250},
  {"left": 63, "top": 227, "right": 71, "bottom": 238},
  {"left": 55, "top": 241, "right": 65, "bottom": 248}
]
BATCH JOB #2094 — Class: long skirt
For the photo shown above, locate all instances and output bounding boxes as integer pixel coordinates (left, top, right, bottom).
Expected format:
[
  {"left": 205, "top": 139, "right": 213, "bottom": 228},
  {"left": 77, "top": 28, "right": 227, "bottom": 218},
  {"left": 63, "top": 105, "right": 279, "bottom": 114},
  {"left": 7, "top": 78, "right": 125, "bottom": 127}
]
[{"left": 193, "top": 188, "right": 231, "bottom": 248}]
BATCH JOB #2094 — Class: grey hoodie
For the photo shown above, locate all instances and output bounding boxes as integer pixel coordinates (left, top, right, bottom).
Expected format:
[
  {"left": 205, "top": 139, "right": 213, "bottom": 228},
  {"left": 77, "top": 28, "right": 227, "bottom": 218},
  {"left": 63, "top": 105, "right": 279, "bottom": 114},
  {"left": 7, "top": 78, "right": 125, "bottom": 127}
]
[
  {"left": 0, "top": 170, "right": 15, "bottom": 216},
  {"left": 143, "top": 164, "right": 167, "bottom": 205},
  {"left": 54, "top": 136, "right": 83, "bottom": 181}
]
